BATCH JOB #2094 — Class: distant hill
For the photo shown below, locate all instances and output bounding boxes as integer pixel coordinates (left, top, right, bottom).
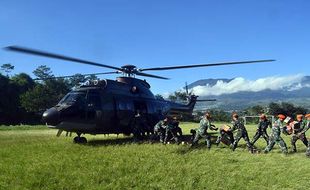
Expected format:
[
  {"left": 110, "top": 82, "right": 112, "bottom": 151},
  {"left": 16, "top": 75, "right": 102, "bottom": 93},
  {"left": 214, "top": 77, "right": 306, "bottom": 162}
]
[{"left": 187, "top": 76, "right": 310, "bottom": 111}]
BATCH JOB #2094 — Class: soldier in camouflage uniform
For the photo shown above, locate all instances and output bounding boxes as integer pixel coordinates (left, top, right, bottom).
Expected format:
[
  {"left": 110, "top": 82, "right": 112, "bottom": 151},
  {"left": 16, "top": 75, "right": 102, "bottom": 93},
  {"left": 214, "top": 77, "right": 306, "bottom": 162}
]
[
  {"left": 303, "top": 114, "right": 310, "bottom": 157},
  {"left": 291, "top": 114, "right": 308, "bottom": 152},
  {"left": 131, "top": 110, "right": 144, "bottom": 142},
  {"left": 164, "top": 117, "right": 180, "bottom": 144},
  {"left": 229, "top": 113, "right": 253, "bottom": 151},
  {"left": 154, "top": 117, "right": 168, "bottom": 143},
  {"left": 191, "top": 112, "right": 218, "bottom": 149},
  {"left": 264, "top": 114, "right": 288, "bottom": 154},
  {"left": 251, "top": 114, "right": 271, "bottom": 146}
]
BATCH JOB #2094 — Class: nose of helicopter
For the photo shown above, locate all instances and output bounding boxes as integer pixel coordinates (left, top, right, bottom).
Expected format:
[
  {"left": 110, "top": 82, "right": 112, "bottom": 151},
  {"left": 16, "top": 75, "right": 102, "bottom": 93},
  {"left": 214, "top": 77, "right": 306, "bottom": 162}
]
[{"left": 42, "top": 107, "right": 60, "bottom": 126}]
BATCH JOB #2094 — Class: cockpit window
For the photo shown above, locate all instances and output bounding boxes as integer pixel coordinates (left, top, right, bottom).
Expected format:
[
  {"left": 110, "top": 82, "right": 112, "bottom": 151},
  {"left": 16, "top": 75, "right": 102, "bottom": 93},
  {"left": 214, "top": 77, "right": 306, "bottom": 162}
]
[{"left": 58, "top": 91, "right": 87, "bottom": 105}]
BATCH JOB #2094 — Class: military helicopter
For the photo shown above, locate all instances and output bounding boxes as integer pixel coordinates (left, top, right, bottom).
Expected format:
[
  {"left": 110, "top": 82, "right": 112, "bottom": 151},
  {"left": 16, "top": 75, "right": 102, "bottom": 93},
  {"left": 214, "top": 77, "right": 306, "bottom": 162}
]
[{"left": 5, "top": 46, "right": 275, "bottom": 143}]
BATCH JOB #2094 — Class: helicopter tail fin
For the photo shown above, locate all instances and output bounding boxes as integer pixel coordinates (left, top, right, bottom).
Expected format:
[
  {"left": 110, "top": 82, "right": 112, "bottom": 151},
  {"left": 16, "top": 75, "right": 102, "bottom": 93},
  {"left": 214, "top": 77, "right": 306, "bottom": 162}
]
[{"left": 187, "top": 95, "right": 198, "bottom": 112}]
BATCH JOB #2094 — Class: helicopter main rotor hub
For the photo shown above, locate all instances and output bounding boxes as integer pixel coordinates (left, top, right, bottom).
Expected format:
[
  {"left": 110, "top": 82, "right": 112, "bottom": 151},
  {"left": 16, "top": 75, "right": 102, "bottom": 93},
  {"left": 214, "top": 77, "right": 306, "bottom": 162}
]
[{"left": 121, "top": 65, "right": 138, "bottom": 76}]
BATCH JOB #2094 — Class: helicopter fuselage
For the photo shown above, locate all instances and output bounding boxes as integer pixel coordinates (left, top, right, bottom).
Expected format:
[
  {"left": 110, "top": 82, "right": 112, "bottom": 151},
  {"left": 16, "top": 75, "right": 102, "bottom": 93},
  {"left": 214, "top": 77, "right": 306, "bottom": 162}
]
[{"left": 43, "top": 77, "right": 197, "bottom": 135}]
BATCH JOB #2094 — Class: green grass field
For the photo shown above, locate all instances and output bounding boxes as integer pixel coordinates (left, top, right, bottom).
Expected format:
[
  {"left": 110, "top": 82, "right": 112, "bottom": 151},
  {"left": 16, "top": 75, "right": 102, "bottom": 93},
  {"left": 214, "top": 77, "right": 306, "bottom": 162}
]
[{"left": 1, "top": 122, "right": 310, "bottom": 190}]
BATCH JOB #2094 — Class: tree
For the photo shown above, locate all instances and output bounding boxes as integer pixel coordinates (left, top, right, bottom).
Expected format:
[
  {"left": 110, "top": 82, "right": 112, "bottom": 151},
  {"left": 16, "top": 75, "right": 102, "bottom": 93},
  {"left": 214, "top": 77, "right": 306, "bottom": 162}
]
[
  {"left": 268, "top": 102, "right": 308, "bottom": 118},
  {"left": 155, "top": 94, "right": 164, "bottom": 100},
  {"left": 0, "top": 73, "right": 21, "bottom": 124},
  {"left": 245, "top": 105, "right": 264, "bottom": 116},
  {"left": 11, "top": 73, "right": 35, "bottom": 94},
  {"left": 1, "top": 63, "right": 14, "bottom": 76},
  {"left": 33, "top": 65, "right": 54, "bottom": 79},
  {"left": 20, "top": 79, "right": 70, "bottom": 113},
  {"left": 68, "top": 74, "right": 87, "bottom": 88},
  {"left": 168, "top": 94, "right": 177, "bottom": 102},
  {"left": 167, "top": 90, "right": 188, "bottom": 102}
]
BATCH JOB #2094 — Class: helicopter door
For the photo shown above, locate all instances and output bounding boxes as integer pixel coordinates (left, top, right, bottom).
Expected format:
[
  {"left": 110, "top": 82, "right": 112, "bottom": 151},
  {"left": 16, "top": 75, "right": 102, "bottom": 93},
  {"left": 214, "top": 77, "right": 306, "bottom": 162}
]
[
  {"left": 116, "top": 99, "right": 134, "bottom": 127},
  {"left": 85, "top": 90, "right": 102, "bottom": 123},
  {"left": 133, "top": 101, "right": 148, "bottom": 115}
]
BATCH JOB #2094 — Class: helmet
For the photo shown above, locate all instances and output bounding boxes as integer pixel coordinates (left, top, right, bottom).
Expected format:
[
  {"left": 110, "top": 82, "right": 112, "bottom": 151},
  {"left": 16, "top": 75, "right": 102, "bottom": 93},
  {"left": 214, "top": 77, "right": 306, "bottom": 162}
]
[
  {"left": 260, "top": 114, "right": 266, "bottom": 119},
  {"left": 296, "top": 114, "right": 303, "bottom": 121},
  {"left": 277, "top": 114, "right": 286, "bottom": 120}
]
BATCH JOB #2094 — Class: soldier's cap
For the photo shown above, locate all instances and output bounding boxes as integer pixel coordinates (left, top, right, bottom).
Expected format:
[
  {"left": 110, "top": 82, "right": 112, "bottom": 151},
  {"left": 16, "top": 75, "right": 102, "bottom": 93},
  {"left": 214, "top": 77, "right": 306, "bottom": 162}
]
[
  {"left": 277, "top": 114, "right": 286, "bottom": 119},
  {"left": 296, "top": 114, "right": 303, "bottom": 120},
  {"left": 305, "top": 113, "right": 310, "bottom": 118},
  {"left": 260, "top": 114, "right": 266, "bottom": 119}
]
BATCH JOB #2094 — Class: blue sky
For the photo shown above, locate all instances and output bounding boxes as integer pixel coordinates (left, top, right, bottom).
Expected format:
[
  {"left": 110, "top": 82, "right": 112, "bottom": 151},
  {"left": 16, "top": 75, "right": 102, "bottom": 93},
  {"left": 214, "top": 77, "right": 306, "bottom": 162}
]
[{"left": 0, "top": 0, "right": 309, "bottom": 94}]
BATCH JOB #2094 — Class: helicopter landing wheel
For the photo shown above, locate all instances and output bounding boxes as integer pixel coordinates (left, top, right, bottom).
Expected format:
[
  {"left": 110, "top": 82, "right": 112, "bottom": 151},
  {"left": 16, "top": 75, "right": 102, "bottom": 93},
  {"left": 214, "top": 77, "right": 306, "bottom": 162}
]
[{"left": 73, "top": 136, "right": 87, "bottom": 144}]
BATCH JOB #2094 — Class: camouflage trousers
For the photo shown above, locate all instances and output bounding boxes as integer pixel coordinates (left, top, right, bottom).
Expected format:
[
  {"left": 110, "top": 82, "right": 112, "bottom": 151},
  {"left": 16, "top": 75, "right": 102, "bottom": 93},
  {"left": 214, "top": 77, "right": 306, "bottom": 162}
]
[
  {"left": 264, "top": 134, "right": 288, "bottom": 154},
  {"left": 231, "top": 131, "right": 252, "bottom": 151},
  {"left": 154, "top": 127, "right": 166, "bottom": 143},
  {"left": 192, "top": 132, "right": 212, "bottom": 148},
  {"left": 291, "top": 133, "right": 308, "bottom": 152},
  {"left": 306, "top": 145, "right": 310, "bottom": 157},
  {"left": 164, "top": 128, "right": 179, "bottom": 144},
  {"left": 251, "top": 131, "right": 269, "bottom": 146}
]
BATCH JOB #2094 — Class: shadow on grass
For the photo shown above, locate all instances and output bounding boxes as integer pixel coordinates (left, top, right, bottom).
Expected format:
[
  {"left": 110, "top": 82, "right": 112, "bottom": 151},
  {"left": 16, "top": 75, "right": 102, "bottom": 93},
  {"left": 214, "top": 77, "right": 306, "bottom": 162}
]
[
  {"left": 85, "top": 134, "right": 194, "bottom": 147},
  {"left": 86, "top": 137, "right": 135, "bottom": 146}
]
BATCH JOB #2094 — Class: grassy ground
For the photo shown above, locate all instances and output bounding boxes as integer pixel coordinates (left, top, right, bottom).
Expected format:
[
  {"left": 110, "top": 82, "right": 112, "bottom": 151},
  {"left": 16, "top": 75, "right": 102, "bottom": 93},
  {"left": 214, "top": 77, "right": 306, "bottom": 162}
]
[{"left": 1, "top": 122, "right": 310, "bottom": 190}]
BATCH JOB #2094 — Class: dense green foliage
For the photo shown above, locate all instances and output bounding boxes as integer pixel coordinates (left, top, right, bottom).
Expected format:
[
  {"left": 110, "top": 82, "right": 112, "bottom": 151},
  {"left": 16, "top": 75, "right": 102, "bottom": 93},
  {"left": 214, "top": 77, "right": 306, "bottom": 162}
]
[{"left": 1, "top": 122, "right": 310, "bottom": 189}]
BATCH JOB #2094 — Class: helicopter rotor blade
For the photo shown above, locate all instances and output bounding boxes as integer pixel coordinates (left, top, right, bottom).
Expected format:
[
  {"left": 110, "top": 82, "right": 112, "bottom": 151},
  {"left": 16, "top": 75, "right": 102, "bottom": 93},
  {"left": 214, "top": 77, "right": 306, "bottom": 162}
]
[
  {"left": 140, "top": 59, "right": 275, "bottom": 71},
  {"left": 34, "top": 71, "right": 120, "bottom": 80},
  {"left": 135, "top": 72, "right": 169, "bottom": 80},
  {"left": 196, "top": 99, "right": 217, "bottom": 102},
  {"left": 5, "top": 46, "right": 122, "bottom": 71}
]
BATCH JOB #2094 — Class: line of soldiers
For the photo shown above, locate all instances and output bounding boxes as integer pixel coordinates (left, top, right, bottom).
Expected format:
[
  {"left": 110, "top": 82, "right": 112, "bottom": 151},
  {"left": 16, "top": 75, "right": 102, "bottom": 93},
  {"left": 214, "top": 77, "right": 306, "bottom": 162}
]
[{"left": 152, "top": 112, "right": 310, "bottom": 157}]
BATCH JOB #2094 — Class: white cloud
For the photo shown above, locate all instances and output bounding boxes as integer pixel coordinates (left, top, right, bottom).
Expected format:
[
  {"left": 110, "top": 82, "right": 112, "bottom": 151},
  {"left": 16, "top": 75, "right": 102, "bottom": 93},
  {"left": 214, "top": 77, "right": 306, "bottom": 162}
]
[{"left": 192, "top": 74, "right": 305, "bottom": 96}]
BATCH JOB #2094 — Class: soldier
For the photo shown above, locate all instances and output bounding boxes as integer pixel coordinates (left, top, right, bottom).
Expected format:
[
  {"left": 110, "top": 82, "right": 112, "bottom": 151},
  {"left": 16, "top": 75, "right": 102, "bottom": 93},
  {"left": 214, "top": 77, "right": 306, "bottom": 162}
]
[
  {"left": 290, "top": 114, "right": 308, "bottom": 152},
  {"left": 164, "top": 116, "right": 180, "bottom": 144},
  {"left": 215, "top": 125, "right": 234, "bottom": 146},
  {"left": 191, "top": 112, "right": 218, "bottom": 149},
  {"left": 154, "top": 117, "right": 168, "bottom": 143},
  {"left": 131, "top": 109, "right": 149, "bottom": 141},
  {"left": 304, "top": 114, "right": 310, "bottom": 157},
  {"left": 264, "top": 114, "right": 288, "bottom": 154},
  {"left": 172, "top": 116, "right": 183, "bottom": 140},
  {"left": 229, "top": 113, "right": 253, "bottom": 152},
  {"left": 251, "top": 114, "right": 271, "bottom": 146}
]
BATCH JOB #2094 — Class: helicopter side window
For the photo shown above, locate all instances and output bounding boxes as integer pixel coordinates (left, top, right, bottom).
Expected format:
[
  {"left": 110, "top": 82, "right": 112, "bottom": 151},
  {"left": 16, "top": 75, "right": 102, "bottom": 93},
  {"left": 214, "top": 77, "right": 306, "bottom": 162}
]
[
  {"left": 118, "top": 101, "right": 127, "bottom": 110},
  {"left": 86, "top": 91, "right": 101, "bottom": 109},
  {"left": 118, "top": 100, "right": 134, "bottom": 111}
]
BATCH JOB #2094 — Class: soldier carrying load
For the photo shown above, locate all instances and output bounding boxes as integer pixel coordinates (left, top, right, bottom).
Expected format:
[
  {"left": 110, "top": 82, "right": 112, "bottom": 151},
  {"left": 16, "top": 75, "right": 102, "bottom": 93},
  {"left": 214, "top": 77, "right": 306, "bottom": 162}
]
[{"left": 251, "top": 114, "right": 271, "bottom": 146}]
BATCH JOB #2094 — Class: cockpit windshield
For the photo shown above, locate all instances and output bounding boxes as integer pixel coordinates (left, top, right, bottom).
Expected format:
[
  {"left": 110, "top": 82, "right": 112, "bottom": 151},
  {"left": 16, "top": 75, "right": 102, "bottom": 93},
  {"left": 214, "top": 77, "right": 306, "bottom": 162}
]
[{"left": 58, "top": 91, "right": 87, "bottom": 105}]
